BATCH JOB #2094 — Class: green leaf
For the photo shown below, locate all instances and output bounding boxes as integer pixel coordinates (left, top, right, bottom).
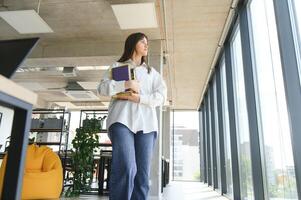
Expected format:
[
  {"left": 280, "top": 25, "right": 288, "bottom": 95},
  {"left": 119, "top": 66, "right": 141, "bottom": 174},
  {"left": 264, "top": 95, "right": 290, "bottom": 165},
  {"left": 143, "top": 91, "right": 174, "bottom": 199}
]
[{"left": 67, "top": 116, "right": 105, "bottom": 195}]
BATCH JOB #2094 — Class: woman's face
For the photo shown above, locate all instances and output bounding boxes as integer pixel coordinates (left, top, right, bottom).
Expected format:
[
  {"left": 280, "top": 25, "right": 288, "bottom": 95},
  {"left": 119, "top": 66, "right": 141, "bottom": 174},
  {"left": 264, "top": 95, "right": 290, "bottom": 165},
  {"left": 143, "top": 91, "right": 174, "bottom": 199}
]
[{"left": 135, "top": 37, "right": 148, "bottom": 56}]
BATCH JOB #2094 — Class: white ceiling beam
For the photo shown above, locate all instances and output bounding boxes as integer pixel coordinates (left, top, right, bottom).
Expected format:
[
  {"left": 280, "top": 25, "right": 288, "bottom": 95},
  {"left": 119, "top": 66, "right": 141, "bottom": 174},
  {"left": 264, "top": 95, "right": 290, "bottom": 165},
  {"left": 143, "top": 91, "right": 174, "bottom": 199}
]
[
  {"left": 28, "top": 39, "right": 162, "bottom": 58},
  {"left": 23, "top": 56, "right": 120, "bottom": 68},
  {"left": 22, "top": 39, "right": 162, "bottom": 68}
]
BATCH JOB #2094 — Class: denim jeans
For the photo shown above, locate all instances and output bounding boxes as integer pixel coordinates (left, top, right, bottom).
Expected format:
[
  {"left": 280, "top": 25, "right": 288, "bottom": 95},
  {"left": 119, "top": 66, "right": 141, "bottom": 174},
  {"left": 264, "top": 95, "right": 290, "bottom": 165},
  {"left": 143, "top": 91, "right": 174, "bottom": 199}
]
[{"left": 108, "top": 122, "right": 157, "bottom": 200}]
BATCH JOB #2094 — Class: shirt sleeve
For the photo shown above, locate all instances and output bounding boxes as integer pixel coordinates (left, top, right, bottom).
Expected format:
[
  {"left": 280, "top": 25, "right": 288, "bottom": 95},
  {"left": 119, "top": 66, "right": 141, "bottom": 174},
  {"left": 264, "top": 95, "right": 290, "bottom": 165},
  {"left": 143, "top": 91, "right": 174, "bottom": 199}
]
[
  {"left": 139, "top": 68, "right": 167, "bottom": 108},
  {"left": 97, "top": 62, "right": 126, "bottom": 96}
]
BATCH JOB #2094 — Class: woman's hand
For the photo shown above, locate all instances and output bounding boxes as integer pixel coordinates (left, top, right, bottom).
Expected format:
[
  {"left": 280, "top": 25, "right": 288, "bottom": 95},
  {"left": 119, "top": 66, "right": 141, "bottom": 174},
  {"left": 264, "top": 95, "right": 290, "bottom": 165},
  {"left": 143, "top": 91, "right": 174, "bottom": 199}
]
[
  {"left": 125, "top": 80, "right": 140, "bottom": 93},
  {"left": 127, "top": 93, "right": 140, "bottom": 103},
  {"left": 116, "top": 92, "right": 140, "bottom": 103}
]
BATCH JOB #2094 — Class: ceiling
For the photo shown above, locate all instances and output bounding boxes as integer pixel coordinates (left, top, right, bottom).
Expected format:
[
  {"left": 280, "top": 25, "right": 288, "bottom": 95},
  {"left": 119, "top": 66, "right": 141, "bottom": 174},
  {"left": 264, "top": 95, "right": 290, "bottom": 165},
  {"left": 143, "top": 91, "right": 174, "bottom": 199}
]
[{"left": 0, "top": 0, "right": 233, "bottom": 110}]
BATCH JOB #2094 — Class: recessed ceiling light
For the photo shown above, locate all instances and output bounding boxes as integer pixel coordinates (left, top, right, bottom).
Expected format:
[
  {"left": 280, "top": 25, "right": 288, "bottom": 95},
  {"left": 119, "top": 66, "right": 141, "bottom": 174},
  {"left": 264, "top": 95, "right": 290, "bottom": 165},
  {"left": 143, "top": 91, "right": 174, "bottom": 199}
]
[
  {"left": 54, "top": 102, "right": 76, "bottom": 109},
  {"left": 111, "top": 3, "right": 158, "bottom": 29},
  {"left": 0, "top": 10, "right": 53, "bottom": 34},
  {"left": 102, "top": 102, "right": 110, "bottom": 106},
  {"left": 76, "top": 66, "right": 110, "bottom": 71},
  {"left": 17, "top": 82, "right": 45, "bottom": 91},
  {"left": 77, "top": 82, "right": 99, "bottom": 90},
  {"left": 55, "top": 101, "right": 109, "bottom": 109},
  {"left": 63, "top": 90, "right": 99, "bottom": 100}
]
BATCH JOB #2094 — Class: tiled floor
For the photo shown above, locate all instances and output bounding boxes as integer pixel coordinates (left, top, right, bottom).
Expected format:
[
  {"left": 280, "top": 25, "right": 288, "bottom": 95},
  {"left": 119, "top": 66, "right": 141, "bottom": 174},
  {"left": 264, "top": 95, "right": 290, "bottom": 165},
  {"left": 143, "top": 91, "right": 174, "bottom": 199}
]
[
  {"left": 61, "top": 181, "right": 229, "bottom": 200},
  {"left": 161, "top": 181, "right": 229, "bottom": 200}
]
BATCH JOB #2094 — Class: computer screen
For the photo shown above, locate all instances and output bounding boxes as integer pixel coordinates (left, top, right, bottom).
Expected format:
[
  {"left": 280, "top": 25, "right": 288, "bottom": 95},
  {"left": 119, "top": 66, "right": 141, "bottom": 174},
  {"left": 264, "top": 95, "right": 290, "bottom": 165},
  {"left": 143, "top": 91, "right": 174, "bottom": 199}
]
[{"left": 0, "top": 37, "right": 39, "bottom": 78}]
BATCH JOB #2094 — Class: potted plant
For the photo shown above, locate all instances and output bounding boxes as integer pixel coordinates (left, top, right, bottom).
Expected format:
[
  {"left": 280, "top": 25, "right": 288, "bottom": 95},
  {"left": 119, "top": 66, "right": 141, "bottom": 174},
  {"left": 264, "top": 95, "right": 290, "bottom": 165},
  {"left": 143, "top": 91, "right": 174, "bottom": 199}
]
[{"left": 64, "top": 115, "right": 106, "bottom": 197}]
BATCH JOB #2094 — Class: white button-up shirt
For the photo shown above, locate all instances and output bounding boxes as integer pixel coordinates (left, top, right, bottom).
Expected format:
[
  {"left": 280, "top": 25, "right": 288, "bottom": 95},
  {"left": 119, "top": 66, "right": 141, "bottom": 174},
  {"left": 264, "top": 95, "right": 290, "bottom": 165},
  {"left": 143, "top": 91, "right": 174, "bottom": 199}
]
[{"left": 97, "top": 60, "right": 167, "bottom": 134}]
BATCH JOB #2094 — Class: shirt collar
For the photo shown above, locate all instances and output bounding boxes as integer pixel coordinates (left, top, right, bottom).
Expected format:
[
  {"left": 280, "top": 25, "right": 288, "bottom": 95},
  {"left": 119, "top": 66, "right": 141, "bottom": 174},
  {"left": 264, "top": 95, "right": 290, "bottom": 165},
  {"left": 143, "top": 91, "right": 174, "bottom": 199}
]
[{"left": 126, "top": 59, "right": 147, "bottom": 67}]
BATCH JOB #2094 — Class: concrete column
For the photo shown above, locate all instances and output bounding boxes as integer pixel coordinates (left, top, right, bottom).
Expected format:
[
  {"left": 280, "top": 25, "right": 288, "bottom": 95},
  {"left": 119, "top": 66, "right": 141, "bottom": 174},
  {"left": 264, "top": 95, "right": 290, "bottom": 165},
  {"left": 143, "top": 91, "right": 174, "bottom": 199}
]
[{"left": 148, "top": 40, "right": 163, "bottom": 199}]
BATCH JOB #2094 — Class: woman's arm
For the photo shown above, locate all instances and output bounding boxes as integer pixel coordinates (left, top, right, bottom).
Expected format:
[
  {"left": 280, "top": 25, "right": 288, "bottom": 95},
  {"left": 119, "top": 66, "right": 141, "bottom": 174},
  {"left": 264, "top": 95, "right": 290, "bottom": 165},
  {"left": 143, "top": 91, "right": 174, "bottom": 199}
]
[
  {"left": 139, "top": 69, "right": 167, "bottom": 108},
  {"left": 97, "top": 63, "right": 126, "bottom": 96}
]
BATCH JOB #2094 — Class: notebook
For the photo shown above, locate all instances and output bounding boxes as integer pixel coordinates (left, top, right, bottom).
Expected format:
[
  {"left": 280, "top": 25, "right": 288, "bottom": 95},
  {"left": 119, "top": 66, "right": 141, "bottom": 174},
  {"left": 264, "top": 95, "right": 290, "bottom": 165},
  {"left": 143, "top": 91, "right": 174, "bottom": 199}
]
[
  {"left": 111, "top": 64, "right": 135, "bottom": 81},
  {"left": 110, "top": 64, "right": 136, "bottom": 98}
]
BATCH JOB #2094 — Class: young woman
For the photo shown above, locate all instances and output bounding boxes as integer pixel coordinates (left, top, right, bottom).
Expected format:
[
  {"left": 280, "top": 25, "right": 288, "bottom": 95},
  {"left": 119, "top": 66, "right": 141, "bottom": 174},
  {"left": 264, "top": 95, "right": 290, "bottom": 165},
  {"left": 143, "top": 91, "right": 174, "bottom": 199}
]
[{"left": 97, "top": 32, "right": 167, "bottom": 200}]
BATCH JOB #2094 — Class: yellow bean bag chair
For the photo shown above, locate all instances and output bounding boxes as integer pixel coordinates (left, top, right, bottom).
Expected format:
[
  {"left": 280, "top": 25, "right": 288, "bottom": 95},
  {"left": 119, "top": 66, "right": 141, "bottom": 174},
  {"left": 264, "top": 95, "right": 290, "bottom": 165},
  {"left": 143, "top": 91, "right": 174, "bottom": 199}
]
[{"left": 0, "top": 144, "right": 63, "bottom": 199}]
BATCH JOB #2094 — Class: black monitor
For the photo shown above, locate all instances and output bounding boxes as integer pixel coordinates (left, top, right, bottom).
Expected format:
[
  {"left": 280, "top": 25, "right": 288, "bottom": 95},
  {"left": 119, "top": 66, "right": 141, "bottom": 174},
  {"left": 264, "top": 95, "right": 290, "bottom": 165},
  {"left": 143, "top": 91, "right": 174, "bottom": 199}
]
[{"left": 0, "top": 37, "right": 39, "bottom": 78}]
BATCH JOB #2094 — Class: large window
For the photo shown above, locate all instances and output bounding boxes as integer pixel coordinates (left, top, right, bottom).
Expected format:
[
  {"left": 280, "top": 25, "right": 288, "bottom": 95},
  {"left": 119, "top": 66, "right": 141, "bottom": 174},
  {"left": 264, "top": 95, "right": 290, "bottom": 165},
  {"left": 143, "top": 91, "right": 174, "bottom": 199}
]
[
  {"left": 220, "top": 57, "right": 233, "bottom": 197},
  {"left": 207, "top": 92, "right": 213, "bottom": 185},
  {"left": 230, "top": 26, "right": 254, "bottom": 199},
  {"left": 172, "top": 111, "right": 200, "bottom": 181},
  {"left": 248, "top": 0, "right": 298, "bottom": 199},
  {"left": 213, "top": 76, "right": 221, "bottom": 190}
]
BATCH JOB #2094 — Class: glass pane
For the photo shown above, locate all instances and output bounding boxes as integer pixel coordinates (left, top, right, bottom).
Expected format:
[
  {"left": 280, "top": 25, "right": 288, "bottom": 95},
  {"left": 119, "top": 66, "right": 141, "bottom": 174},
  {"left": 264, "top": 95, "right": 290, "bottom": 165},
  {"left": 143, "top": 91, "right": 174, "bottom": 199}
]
[
  {"left": 69, "top": 111, "right": 80, "bottom": 145},
  {"left": 0, "top": 106, "right": 14, "bottom": 153},
  {"left": 213, "top": 76, "right": 221, "bottom": 190},
  {"left": 230, "top": 26, "right": 254, "bottom": 199},
  {"left": 173, "top": 111, "right": 200, "bottom": 181},
  {"left": 199, "top": 109, "right": 204, "bottom": 182},
  {"left": 207, "top": 93, "right": 213, "bottom": 185},
  {"left": 292, "top": 0, "right": 301, "bottom": 36},
  {"left": 220, "top": 57, "right": 233, "bottom": 197},
  {"left": 290, "top": 0, "right": 301, "bottom": 82},
  {"left": 202, "top": 104, "right": 208, "bottom": 183},
  {"left": 248, "top": 0, "right": 298, "bottom": 199},
  {"left": 209, "top": 89, "right": 216, "bottom": 187}
]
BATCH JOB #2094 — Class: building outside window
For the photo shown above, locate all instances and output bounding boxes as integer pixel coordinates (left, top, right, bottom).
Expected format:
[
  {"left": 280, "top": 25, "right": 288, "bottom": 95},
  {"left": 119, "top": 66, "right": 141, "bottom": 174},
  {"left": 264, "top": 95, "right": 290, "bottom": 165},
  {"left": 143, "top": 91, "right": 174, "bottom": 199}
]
[
  {"left": 172, "top": 111, "right": 200, "bottom": 181},
  {"left": 230, "top": 26, "right": 254, "bottom": 200},
  {"left": 213, "top": 76, "right": 222, "bottom": 190},
  {"left": 248, "top": 0, "right": 298, "bottom": 199},
  {"left": 220, "top": 57, "right": 233, "bottom": 198}
]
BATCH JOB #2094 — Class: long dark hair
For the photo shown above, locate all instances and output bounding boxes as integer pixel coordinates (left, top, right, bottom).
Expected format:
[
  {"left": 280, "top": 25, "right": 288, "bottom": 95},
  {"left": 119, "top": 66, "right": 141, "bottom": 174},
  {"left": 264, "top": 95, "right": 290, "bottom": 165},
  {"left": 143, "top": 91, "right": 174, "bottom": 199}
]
[{"left": 118, "top": 32, "right": 151, "bottom": 73}]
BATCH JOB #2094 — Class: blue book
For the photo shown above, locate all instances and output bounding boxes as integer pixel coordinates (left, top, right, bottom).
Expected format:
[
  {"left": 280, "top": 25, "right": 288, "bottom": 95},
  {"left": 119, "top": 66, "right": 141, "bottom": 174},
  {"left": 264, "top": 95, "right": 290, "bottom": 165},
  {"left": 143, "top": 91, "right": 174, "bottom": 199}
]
[
  {"left": 111, "top": 65, "right": 135, "bottom": 81},
  {"left": 110, "top": 65, "right": 136, "bottom": 98}
]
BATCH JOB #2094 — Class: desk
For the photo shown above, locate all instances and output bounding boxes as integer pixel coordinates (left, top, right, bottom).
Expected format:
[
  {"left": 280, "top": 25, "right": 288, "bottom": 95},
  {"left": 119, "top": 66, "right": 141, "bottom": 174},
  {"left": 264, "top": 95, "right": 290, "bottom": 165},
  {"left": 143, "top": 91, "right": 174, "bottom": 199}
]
[{"left": 0, "top": 74, "right": 37, "bottom": 200}]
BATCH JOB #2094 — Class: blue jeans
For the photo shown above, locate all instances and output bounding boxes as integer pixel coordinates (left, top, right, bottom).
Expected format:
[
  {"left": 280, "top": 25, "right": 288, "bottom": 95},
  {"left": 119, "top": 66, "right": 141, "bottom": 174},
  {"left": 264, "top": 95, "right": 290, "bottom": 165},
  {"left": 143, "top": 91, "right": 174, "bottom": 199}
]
[{"left": 108, "top": 122, "right": 157, "bottom": 200}]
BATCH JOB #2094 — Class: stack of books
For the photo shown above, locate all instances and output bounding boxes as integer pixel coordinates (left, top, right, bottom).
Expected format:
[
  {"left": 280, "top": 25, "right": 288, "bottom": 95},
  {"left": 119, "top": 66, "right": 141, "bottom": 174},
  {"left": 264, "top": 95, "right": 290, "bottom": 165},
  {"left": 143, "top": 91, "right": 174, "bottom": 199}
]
[{"left": 110, "top": 64, "right": 136, "bottom": 98}]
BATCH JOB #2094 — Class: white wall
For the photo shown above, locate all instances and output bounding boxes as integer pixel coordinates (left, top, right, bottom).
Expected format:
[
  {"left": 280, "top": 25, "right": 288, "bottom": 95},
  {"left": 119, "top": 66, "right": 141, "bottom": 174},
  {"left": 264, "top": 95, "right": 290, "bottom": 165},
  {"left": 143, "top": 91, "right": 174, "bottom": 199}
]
[{"left": 0, "top": 105, "right": 14, "bottom": 152}]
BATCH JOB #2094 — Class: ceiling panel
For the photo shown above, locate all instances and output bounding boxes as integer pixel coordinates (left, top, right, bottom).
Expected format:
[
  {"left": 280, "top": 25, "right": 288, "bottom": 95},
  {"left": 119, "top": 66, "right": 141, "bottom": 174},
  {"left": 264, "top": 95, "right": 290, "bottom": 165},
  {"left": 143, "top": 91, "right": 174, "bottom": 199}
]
[
  {"left": 168, "top": 0, "right": 232, "bottom": 109},
  {"left": 1, "top": 0, "right": 233, "bottom": 109}
]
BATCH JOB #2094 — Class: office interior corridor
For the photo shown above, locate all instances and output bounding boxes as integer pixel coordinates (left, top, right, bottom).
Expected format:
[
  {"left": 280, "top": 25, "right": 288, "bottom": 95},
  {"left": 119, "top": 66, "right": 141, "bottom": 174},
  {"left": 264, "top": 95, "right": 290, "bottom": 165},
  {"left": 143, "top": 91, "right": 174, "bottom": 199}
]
[{"left": 1, "top": 0, "right": 301, "bottom": 199}]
